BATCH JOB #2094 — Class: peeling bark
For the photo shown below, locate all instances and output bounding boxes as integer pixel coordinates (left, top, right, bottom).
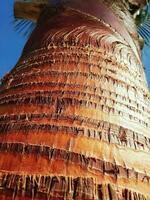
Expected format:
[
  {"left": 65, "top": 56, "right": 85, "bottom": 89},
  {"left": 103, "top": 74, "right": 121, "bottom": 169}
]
[{"left": 1, "top": 1, "right": 150, "bottom": 199}]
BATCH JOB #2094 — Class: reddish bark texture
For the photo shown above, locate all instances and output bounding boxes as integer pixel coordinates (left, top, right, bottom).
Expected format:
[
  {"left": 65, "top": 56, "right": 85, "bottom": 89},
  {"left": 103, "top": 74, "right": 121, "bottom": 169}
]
[{"left": 0, "top": 1, "right": 150, "bottom": 199}]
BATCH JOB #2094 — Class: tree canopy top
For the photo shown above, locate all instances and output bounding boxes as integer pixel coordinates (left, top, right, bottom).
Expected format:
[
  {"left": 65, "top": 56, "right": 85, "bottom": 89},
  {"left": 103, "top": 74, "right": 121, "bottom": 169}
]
[{"left": 14, "top": 0, "right": 147, "bottom": 22}]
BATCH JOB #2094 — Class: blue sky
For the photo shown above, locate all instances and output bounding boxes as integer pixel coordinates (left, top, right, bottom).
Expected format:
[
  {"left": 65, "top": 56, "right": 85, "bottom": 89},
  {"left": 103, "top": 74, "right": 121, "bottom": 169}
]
[
  {"left": 0, "top": 0, "right": 150, "bottom": 88},
  {"left": 0, "top": 0, "right": 27, "bottom": 78}
]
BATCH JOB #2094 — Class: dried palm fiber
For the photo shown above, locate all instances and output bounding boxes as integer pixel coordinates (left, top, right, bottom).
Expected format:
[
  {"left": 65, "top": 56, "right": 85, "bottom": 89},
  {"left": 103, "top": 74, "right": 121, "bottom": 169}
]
[{"left": 0, "top": 0, "right": 150, "bottom": 199}]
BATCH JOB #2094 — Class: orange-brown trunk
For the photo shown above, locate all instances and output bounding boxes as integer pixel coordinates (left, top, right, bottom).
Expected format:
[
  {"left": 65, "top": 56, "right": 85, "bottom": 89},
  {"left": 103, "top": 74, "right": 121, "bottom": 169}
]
[{"left": 0, "top": 1, "right": 150, "bottom": 199}]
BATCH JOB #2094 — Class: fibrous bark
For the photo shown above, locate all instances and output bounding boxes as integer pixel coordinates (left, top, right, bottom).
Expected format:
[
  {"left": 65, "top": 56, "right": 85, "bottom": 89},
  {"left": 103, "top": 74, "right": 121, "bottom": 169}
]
[{"left": 0, "top": 0, "right": 150, "bottom": 199}]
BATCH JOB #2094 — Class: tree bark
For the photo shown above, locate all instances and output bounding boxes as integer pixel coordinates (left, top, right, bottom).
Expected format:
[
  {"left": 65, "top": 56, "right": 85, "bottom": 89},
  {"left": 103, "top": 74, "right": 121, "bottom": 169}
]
[{"left": 0, "top": 0, "right": 150, "bottom": 199}]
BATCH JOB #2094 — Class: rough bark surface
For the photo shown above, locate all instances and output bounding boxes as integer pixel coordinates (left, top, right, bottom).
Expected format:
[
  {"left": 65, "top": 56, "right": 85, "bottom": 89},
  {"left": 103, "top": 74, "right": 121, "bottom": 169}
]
[{"left": 0, "top": 1, "right": 150, "bottom": 199}]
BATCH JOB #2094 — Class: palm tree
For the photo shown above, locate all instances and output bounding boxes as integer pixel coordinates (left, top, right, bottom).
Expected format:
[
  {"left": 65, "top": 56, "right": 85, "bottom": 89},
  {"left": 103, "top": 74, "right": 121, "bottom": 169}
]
[{"left": 0, "top": 0, "right": 150, "bottom": 199}]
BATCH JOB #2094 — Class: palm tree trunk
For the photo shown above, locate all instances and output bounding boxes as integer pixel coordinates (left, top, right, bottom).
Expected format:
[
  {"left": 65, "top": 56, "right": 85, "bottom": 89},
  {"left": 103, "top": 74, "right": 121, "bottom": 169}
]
[{"left": 0, "top": 0, "right": 150, "bottom": 199}]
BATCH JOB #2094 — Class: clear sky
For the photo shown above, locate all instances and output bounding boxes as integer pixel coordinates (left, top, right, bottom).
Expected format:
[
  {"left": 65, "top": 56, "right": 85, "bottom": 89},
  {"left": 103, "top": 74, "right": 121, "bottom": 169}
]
[
  {"left": 0, "top": 0, "right": 150, "bottom": 88},
  {"left": 0, "top": 0, "right": 27, "bottom": 78}
]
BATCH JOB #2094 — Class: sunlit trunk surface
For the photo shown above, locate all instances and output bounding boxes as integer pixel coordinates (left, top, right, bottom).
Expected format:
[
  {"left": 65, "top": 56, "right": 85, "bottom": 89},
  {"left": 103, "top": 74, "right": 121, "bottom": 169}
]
[{"left": 0, "top": 0, "right": 150, "bottom": 199}]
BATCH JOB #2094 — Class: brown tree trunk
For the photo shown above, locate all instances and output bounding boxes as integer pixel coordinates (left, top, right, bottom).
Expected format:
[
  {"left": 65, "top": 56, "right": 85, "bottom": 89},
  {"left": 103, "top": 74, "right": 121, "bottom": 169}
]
[{"left": 0, "top": 0, "right": 150, "bottom": 199}]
